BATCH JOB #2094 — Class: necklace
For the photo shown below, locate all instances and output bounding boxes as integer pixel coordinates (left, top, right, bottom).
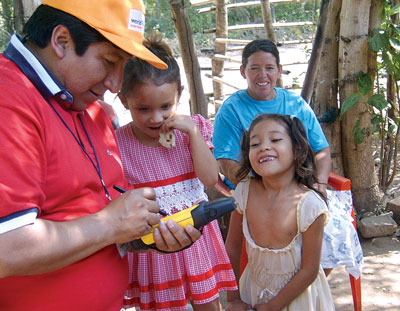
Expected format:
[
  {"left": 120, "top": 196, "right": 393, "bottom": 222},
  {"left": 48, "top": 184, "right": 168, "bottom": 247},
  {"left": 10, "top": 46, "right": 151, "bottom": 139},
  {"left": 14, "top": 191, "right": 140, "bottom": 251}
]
[{"left": 47, "top": 100, "right": 112, "bottom": 201}]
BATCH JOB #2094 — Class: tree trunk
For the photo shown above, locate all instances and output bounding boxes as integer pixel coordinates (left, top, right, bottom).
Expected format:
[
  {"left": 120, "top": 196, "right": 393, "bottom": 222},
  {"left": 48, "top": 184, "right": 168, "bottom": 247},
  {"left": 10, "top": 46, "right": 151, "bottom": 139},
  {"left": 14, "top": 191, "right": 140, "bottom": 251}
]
[
  {"left": 312, "top": 0, "right": 343, "bottom": 175},
  {"left": 338, "top": 0, "right": 381, "bottom": 213},
  {"left": 21, "top": 0, "right": 40, "bottom": 18},
  {"left": 212, "top": 0, "right": 227, "bottom": 110},
  {"left": 13, "top": 0, "right": 24, "bottom": 34},
  {"left": 301, "top": 0, "right": 332, "bottom": 103},
  {"left": 169, "top": 0, "right": 208, "bottom": 117}
]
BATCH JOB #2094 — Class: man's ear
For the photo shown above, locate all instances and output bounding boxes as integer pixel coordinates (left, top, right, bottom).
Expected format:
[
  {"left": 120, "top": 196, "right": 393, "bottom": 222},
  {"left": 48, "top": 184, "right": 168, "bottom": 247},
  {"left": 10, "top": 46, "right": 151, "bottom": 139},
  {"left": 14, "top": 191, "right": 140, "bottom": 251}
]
[
  {"left": 240, "top": 65, "right": 246, "bottom": 79},
  {"left": 51, "top": 25, "right": 74, "bottom": 59}
]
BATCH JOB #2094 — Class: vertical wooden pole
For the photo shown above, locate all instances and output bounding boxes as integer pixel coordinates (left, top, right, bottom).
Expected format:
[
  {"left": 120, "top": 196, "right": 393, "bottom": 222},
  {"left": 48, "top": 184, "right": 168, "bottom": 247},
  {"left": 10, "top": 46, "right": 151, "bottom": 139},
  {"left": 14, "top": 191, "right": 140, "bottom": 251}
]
[
  {"left": 260, "top": 0, "right": 276, "bottom": 42},
  {"left": 260, "top": 0, "right": 282, "bottom": 87},
  {"left": 169, "top": 0, "right": 208, "bottom": 117},
  {"left": 312, "top": 0, "right": 343, "bottom": 175},
  {"left": 301, "top": 0, "right": 331, "bottom": 103},
  {"left": 213, "top": 0, "right": 227, "bottom": 112}
]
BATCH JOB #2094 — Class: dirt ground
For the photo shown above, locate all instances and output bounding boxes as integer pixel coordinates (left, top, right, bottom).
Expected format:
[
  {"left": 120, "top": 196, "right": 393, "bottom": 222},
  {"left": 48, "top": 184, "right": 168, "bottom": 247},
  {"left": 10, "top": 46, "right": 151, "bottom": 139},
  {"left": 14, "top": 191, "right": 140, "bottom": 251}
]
[
  {"left": 216, "top": 235, "right": 400, "bottom": 311},
  {"left": 327, "top": 235, "right": 400, "bottom": 311}
]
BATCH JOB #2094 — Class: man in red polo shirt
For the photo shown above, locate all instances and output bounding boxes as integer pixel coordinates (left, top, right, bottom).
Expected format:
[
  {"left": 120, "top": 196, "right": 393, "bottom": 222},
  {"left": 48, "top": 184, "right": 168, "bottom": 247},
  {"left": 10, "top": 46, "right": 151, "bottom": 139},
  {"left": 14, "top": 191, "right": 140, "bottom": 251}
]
[{"left": 0, "top": 1, "right": 200, "bottom": 310}]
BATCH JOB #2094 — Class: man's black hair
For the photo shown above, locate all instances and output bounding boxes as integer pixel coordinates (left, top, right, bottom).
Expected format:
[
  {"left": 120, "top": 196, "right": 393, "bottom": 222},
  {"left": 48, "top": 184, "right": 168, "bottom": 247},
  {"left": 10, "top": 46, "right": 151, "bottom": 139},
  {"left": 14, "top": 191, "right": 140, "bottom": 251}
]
[{"left": 23, "top": 5, "right": 107, "bottom": 56}]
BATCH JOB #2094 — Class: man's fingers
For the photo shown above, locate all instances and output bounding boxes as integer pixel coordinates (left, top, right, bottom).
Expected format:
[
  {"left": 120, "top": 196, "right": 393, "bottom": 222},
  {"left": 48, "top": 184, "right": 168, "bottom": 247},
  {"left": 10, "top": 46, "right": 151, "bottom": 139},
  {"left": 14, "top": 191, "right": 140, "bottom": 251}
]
[
  {"left": 153, "top": 220, "right": 201, "bottom": 252},
  {"left": 131, "top": 187, "right": 156, "bottom": 201}
]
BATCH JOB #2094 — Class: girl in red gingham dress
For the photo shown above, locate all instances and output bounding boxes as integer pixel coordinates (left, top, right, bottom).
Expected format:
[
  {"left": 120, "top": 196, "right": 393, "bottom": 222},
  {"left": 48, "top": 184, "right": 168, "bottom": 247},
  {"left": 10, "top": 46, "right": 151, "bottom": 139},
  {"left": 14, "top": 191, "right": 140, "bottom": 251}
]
[{"left": 115, "top": 32, "right": 237, "bottom": 311}]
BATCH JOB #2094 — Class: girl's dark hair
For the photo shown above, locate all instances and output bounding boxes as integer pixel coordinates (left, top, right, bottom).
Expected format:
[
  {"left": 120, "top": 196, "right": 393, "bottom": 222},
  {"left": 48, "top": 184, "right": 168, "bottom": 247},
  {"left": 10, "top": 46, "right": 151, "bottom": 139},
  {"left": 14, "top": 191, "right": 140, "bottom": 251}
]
[
  {"left": 242, "top": 39, "right": 280, "bottom": 68},
  {"left": 236, "top": 113, "right": 326, "bottom": 200},
  {"left": 120, "top": 31, "right": 182, "bottom": 98},
  {"left": 23, "top": 5, "right": 107, "bottom": 56}
]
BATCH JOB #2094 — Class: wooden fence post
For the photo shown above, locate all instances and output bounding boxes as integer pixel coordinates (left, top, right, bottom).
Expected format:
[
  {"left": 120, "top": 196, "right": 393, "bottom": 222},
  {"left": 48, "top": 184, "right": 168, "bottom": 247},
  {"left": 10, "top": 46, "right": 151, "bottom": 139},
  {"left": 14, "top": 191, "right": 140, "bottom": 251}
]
[
  {"left": 213, "top": 0, "right": 228, "bottom": 111},
  {"left": 301, "top": 0, "right": 331, "bottom": 103},
  {"left": 169, "top": 0, "right": 208, "bottom": 117},
  {"left": 260, "top": 0, "right": 282, "bottom": 87}
]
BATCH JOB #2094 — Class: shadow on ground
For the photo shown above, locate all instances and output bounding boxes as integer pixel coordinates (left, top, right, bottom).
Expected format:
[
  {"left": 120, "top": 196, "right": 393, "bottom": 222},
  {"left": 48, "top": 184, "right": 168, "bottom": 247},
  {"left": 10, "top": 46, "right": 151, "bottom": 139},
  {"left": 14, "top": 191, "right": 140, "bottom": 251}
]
[{"left": 329, "top": 235, "right": 400, "bottom": 311}]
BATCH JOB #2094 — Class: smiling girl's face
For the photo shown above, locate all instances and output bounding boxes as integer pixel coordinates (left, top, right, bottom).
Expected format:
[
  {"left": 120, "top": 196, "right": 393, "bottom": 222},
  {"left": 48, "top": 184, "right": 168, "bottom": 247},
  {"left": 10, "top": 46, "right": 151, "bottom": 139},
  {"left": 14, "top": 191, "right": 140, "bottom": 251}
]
[{"left": 249, "top": 118, "right": 295, "bottom": 178}]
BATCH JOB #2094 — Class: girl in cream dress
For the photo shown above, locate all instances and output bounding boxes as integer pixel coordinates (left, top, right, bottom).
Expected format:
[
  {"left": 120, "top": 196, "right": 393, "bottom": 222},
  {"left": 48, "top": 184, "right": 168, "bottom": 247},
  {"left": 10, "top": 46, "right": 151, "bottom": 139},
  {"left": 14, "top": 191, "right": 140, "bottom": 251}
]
[{"left": 225, "top": 114, "right": 335, "bottom": 311}]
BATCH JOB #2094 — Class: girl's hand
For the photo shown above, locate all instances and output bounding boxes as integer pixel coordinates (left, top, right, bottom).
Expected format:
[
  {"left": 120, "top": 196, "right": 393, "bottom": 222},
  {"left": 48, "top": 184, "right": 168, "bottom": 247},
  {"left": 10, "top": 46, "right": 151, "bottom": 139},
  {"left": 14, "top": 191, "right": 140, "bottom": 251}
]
[
  {"left": 254, "top": 303, "right": 271, "bottom": 311},
  {"left": 226, "top": 298, "right": 252, "bottom": 311},
  {"left": 161, "top": 114, "right": 196, "bottom": 135}
]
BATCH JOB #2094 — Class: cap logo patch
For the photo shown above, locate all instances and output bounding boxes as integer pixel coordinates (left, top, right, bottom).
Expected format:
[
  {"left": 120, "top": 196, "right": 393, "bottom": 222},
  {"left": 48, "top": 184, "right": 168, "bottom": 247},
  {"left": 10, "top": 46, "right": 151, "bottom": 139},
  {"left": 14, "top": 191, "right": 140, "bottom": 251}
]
[{"left": 128, "top": 9, "right": 145, "bottom": 34}]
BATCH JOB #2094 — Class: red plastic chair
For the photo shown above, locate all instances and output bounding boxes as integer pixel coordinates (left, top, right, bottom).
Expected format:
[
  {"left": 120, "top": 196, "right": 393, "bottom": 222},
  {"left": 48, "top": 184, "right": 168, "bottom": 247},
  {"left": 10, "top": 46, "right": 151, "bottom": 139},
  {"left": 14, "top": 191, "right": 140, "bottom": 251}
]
[
  {"left": 327, "top": 172, "right": 362, "bottom": 311},
  {"left": 216, "top": 172, "right": 362, "bottom": 311}
]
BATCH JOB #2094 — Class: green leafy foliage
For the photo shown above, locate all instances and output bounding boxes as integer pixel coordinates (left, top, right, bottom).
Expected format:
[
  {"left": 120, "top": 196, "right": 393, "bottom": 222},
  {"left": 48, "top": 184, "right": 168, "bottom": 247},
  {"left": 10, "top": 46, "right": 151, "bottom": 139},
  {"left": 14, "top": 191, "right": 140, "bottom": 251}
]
[
  {"left": 352, "top": 119, "right": 365, "bottom": 145},
  {"left": 357, "top": 71, "right": 373, "bottom": 96},
  {"left": 0, "top": 0, "right": 14, "bottom": 52},
  {"left": 340, "top": 93, "right": 362, "bottom": 119}
]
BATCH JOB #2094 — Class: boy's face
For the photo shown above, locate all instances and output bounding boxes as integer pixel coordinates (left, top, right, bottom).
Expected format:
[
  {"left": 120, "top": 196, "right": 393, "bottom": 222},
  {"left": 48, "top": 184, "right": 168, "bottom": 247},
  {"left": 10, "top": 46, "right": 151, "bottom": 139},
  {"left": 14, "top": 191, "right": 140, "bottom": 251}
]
[
  {"left": 59, "top": 39, "right": 131, "bottom": 111},
  {"left": 240, "top": 50, "right": 282, "bottom": 101}
]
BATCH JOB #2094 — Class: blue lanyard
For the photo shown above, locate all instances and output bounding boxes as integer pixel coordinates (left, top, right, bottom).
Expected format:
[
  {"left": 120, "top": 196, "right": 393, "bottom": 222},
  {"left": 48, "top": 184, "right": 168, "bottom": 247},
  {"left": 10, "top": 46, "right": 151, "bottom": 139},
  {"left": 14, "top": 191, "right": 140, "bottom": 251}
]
[{"left": 47, "top": 100, "right": 112, "bottom": 202}]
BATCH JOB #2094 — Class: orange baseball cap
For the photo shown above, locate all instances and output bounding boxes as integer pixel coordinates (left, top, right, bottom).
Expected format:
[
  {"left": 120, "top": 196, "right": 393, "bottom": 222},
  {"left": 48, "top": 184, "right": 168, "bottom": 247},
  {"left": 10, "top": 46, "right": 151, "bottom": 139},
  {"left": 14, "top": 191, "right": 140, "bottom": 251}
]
[{"left": 42, "top": 0, "right": 167, "bottom": 69}]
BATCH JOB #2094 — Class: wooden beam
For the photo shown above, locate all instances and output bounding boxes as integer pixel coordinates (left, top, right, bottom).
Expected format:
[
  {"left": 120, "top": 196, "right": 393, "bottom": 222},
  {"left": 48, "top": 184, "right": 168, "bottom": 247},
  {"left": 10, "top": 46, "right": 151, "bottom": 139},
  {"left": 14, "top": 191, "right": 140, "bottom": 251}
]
[
  {"left": 203, "top": 21, "right": 316, "bottom": 33},
  {"left": 212, "top": 54, "right": 308, "bottom": 67},
  {"left": 204, "top": 73, "right": 242, "bottom": 90},
  {"left": 190, "top": 0, "right": 214, "bottom": 6},
  {"left": 196, "top": 0, "right": 310, "bottom": 12},
  {"left": 212, "top": 54, "right": 241, "bottom": 64},
  {"left": 214, "top": 38, "right": 313, "bottom": 45},
  {"left": 200, "top": 66, "right": 241, "bottom": 71},
  {"left": 214, "top": 38, "right": 251, "bottom": 45}
]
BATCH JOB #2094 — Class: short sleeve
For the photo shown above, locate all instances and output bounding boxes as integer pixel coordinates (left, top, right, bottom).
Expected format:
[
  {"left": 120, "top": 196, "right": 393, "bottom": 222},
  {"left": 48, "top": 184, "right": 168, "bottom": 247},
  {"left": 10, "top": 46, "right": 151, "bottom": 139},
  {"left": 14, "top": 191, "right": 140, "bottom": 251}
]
[
  {"left": 212, "top": 99, "right": 243, "bottom": 161},
  {"left": 298, "top": 191, "right": 330, "bottom": 233},
  {"left": 233, "top": 178, "right": 250, "bottom": 214},
  {"left": 191, "top": 114, "right": 214, "bottom": 150}
]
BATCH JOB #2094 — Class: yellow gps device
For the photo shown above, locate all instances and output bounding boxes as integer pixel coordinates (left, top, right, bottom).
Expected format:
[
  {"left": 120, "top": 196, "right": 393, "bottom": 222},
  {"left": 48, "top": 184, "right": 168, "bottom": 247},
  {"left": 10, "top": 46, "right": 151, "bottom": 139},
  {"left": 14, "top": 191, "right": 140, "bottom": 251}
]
[{"left": 129, "top": 197, "right": 236, "bottom": 251}]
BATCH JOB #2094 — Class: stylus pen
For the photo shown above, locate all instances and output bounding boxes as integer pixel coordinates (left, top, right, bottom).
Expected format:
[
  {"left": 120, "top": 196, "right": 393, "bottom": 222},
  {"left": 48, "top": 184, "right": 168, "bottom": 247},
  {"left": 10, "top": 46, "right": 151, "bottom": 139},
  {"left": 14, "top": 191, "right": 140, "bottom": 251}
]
[{"left": 113, "top": 185, "right": 168, "bottom": 216}]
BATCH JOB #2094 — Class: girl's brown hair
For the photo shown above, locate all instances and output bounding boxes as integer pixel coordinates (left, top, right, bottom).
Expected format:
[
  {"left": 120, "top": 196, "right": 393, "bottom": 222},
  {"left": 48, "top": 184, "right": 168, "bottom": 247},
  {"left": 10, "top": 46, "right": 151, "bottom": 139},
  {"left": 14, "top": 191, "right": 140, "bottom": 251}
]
[{"left": 119, "top": 31, "right": 182, "bottom": 99}]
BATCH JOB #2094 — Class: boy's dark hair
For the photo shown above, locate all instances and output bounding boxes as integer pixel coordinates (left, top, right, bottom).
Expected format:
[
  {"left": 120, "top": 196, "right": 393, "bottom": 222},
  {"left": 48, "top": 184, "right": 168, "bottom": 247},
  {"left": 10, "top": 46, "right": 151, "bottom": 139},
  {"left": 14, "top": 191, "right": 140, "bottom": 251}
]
[
  {"left": 236, "top": 113, "right": 325, "bottom": 199},
  {"left": 23, "top": 5, "right": 107, "bottom": 56},
  {"left": 120, "top": 31, "right": 182, "bottom": 98},
  {"left": 242, "top": 39, "right": 280, "bottom": 68}
]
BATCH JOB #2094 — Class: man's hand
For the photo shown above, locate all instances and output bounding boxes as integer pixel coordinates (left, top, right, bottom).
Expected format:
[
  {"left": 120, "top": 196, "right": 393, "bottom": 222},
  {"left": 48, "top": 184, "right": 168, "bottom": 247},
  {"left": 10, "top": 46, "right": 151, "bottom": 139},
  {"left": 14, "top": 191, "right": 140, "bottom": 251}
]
[
  {"left": 100, "top": 187, "right": 162, "bottom": 244},
  {"left": 153, "top": 220, "right": 201, "bottom": 252},
  {"left": 101, "top": 187, "right": 201, "bottom": 251}
]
